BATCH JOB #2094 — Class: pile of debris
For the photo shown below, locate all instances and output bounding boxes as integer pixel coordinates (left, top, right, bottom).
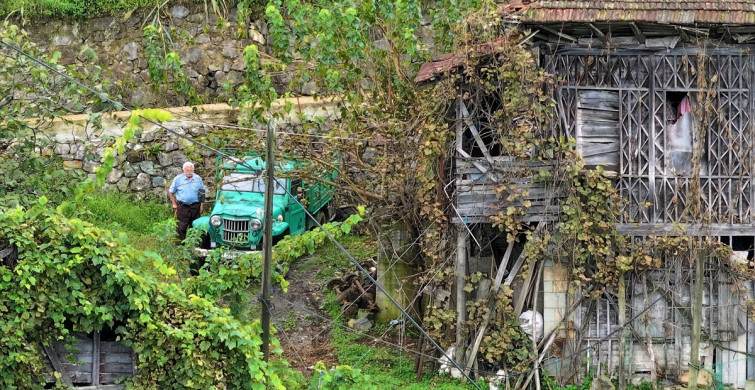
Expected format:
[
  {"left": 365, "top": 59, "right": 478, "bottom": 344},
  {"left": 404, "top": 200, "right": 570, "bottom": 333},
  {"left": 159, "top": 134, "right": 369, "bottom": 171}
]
[{"left": 326, "top": 260, "right": 379, "bottom": 321}]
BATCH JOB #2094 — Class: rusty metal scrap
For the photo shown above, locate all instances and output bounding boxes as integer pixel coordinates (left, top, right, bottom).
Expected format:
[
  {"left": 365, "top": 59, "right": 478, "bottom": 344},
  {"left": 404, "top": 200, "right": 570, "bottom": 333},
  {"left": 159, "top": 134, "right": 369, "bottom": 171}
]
[{"left": 327, "top": 263, "right": 379, "bottom": 318}]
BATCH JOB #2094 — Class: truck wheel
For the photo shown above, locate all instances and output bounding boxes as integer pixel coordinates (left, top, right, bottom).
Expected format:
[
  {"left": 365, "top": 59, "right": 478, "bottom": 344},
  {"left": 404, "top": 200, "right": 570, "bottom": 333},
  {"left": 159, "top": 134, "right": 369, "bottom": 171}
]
[{"left": 316, "top": 210, "right": 327, "bottom": 228}]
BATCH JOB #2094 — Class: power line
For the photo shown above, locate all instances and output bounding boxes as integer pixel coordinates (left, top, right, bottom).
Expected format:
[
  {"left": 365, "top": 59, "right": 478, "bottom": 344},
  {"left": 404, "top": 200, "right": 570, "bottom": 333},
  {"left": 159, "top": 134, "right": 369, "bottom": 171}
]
[
  {"left": 273, "top": 295, "right": 519, "bottom": 378},
  {"left": 0, "top": 39, "right": 481, "bottom": 389},
  {"left": 273, "top": 167, "right": 482, "bottom": 389},
  {"left": 542, "top": 295, "right": 665, "bottom": 367},
  {"left": 260, "top": 297, "right": 307, "bottom": 367}
]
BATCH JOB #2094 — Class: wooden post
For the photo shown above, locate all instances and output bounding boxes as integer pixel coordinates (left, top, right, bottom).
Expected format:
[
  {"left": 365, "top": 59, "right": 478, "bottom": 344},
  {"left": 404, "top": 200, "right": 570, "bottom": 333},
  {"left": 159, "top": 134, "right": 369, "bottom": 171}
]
[
  {"left": 689, "top": 250, "right": 705, "bottom": 390},
  {"left": 261, "top": 120, "right": 275, "bottom": 361},
  {"left": 747, "top": 280, "right": 755, "bottom": 381},
  {"left": 463, "top": 241, "right": 515, "bottom": 380},
  {"left": 92, "top": 331, "right": 101, "bottom": 386},
  {"left": 456, "top": 228, "right": 468, "bottom": 360},
  {"left": 531, "top": 259, "right": 543, "bottom": 390},
  {"left": 43, "top": 345, "right": 73, "bottom": 386},
  {"left": 642, "top": 274, "right": 658, "bottom": 390},
  {"left": 618, "top": 272, "right": 627, "bottom": 390}
]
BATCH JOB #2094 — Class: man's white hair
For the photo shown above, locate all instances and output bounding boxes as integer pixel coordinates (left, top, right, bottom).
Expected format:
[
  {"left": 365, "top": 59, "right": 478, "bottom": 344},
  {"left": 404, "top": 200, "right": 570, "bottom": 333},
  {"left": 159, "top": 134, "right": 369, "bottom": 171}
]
[{"left": 182, "top": 161, "right": 195, "bottom": 170}]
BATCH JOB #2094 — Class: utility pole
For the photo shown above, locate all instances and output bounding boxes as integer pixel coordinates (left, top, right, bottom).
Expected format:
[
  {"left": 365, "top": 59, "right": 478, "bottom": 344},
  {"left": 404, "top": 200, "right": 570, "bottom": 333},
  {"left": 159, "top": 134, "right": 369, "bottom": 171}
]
[{"left": 261, "top": 121, "right": 275, "bottom": 361}]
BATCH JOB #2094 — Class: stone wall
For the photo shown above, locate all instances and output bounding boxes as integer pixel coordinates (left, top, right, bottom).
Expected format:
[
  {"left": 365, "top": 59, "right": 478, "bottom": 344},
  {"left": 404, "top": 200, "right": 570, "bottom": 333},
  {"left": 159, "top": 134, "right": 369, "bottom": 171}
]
[
  {"left": 22, "top": 1, "right": 272, "bottom": 108},
  {"left": 47, "top": 97, "right": 339, "bottom": 199},
  {"left": 19, "top": 2, "right": 436, "bottom": 108}
]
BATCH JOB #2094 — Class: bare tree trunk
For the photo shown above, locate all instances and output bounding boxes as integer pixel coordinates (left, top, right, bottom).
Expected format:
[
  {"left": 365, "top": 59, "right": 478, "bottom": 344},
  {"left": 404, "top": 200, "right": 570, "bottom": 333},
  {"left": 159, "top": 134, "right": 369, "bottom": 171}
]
[{"left": 688, "top": 250, "right": 705, "bottom": 390}]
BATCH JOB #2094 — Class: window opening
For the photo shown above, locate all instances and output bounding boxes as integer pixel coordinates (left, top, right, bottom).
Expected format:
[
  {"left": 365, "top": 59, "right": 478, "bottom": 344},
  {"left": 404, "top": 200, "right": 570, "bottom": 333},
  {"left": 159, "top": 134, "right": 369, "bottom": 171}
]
[
  {"left": 720, "top": 235, "right": 754, "bottom": 264},
  {"left": 291, "top": 179, "right": 303, "bottom": 200},
  {"left": 461, "top": 95, "right": 503, "bottom": 157},
  {"left": 221, "top": 173, "right": 286, "bottom": 194},
  {"left": 665, "top": 92, "right": 707, "bottom": 175}
]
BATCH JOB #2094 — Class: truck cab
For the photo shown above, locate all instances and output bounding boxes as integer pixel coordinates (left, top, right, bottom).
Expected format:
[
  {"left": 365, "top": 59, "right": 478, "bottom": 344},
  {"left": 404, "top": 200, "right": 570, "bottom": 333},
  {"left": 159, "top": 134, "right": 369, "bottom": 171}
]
[{"left": 192, "top": 154, "right": 334, "bottom": 252}]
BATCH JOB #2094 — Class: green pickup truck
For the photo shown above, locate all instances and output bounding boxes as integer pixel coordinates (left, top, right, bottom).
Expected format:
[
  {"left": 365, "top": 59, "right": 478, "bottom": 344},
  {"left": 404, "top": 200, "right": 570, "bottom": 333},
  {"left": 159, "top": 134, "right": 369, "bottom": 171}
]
[{"left": 192, "top": 154, "right": 335, "bottom": 252}]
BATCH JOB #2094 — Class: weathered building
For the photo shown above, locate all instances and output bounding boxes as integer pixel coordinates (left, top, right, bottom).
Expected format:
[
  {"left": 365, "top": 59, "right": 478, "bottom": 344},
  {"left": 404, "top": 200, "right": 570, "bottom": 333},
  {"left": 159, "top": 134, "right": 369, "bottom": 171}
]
[{"left": 417, "top": 1, "right": 755, "bottom": 387}]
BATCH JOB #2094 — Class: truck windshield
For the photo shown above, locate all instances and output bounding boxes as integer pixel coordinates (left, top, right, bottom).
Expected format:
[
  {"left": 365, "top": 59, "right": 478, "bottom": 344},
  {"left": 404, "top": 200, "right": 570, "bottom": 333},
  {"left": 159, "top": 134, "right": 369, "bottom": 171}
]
[{"left": 221, "top": 173, "right": 287, "bottom": 194}]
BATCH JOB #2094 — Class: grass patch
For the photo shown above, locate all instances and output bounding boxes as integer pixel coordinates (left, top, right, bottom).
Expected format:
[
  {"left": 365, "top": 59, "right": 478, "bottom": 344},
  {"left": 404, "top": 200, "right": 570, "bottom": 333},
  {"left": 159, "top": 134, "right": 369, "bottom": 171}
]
[
  {"left": 315, "top": 239, "right": 488, "bottom": 390},
  {"left": 327, "top": 323, "right": 488, "bottom": 389},
  {"left": 83, "top": 191, "right": 173, "bottom": 250},
  {"left": 300, "top": 233, "right": 377, "bottom": 281}
]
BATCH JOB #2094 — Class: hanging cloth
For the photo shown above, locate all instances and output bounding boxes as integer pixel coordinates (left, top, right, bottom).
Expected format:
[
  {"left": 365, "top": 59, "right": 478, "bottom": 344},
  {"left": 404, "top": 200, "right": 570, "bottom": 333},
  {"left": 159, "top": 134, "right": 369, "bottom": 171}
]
[{"left": 678, "top": 96, "right": 692, "bottom": 116}]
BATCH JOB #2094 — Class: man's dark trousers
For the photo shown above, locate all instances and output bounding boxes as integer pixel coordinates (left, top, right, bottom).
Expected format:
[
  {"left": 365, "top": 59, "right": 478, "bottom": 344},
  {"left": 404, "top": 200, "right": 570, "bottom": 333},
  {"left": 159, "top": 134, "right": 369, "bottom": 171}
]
[{"left": 177, "top": 202, "right": 201, "bottom": 241}]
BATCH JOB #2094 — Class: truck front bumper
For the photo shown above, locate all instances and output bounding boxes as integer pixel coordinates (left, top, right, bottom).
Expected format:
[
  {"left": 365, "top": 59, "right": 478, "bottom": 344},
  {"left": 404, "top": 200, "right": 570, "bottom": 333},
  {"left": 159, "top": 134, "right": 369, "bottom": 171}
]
[{"left": 194, "top": 245, "right": 259, "bottom": 258}]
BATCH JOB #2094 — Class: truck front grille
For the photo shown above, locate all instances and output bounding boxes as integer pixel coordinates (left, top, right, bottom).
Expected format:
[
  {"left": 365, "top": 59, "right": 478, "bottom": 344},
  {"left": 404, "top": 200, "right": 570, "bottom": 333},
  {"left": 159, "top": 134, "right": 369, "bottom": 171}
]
[{"left": 222, "top": 218, "right": 250, "bottom": 245}]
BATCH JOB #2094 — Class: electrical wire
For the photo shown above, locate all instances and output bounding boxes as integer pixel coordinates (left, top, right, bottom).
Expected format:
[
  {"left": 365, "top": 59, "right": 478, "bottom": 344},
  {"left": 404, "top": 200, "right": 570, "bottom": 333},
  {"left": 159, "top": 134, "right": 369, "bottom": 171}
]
[
  {"left": 0, "top": 38, "right": 482, "bottom": 389},
  {"left": 273, "top": 163, "right": 482, "bottom": 389},
  {"left": 260, "top": 297, "right": 307, "bottom": 367},
  {"left": 273, "top": 295, "right": 532, "bottom": 379}
]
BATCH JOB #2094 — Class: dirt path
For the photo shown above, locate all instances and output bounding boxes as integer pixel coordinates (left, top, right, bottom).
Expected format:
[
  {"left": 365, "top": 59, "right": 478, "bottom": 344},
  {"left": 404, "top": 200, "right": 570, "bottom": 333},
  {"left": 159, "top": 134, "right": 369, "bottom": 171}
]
[{"left": 270, "top": 255, "right": 337, "bottom": 373}]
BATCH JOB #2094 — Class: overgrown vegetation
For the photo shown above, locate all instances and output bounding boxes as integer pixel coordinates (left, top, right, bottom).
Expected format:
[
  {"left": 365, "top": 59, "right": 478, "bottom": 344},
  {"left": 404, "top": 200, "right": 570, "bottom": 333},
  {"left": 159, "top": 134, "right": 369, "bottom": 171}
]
[
  {"left": 231, "top": 0, "right": 551, "bottom": 384},
  {"left": 83, "top": 191, "right": 173, "bottom": 250},
  {"left": 0, "top": 108, "right": 369, "bottom": 388},
  {"left": 0, "top": 196, "right": 290, "bottom": 389},
  {"left": 142, "top": 24, "right": 202, "bottom": 106},
  {"left": 0, "top": 23, "right": 371, "bottom": 387},
  {"left": 0, "top": 0, "right": 249, "bottom": 19},
  {"left": 85, "top": 192, "right": 171, "bottom": 234},
  {"left": 7, "top": 0, "right": 744, "bottom": 386}
]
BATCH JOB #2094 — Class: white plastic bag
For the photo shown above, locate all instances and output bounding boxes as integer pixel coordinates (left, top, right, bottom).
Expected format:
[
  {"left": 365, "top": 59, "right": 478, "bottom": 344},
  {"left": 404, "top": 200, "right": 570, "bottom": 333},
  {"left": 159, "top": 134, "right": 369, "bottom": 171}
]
[{"left": 519, "top": 310, "right": 544, "bottom": 342}]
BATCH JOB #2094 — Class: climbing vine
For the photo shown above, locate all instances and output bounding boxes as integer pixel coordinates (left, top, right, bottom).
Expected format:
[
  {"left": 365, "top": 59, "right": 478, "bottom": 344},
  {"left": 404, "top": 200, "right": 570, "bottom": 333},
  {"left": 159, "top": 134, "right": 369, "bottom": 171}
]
[
  {"left": 0, "top": 85, "right": 371, "bottom": 386},
  {"left": 0, "top": 198, "right": 286, "bottom": 389},
  {"left": 142, "top": 24, "right": 201, "bottom": 106}
]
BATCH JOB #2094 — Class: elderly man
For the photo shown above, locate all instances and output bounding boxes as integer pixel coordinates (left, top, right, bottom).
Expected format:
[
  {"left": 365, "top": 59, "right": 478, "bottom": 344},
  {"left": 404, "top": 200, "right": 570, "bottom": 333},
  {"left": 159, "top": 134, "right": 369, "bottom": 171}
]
[{"left": 168, "top": 161, "right": 207, "bottom": 242}]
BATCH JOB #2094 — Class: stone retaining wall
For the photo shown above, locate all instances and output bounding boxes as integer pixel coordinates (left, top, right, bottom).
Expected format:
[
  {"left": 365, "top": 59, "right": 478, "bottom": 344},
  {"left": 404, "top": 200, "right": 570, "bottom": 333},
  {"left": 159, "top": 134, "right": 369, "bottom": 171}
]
[
  {"left": 22, "top": 2, "right": 273, "bottom": 107},
  {"left": 47, "top": 97, "right": 339, "bottom": 198},
  {"left": 19, "top": 1, "right": 435, "bottom": 107}
]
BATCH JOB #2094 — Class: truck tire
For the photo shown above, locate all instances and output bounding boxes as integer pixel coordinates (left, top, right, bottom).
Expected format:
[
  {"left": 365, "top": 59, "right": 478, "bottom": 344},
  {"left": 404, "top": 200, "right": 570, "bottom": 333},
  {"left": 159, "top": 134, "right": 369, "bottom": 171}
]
[
  {"left": 308, "top": 210, "right": 327, "bottom": 230},
  {"left": 316, "top": 210, "right": 327, "bottom": 228}
]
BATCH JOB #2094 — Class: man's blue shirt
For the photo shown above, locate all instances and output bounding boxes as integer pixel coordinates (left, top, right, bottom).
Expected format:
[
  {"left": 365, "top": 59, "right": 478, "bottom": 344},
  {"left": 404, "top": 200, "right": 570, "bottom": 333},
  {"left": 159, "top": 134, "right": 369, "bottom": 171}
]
[{"left": 170, "top": 174, "right": 206, "bottom": 204}]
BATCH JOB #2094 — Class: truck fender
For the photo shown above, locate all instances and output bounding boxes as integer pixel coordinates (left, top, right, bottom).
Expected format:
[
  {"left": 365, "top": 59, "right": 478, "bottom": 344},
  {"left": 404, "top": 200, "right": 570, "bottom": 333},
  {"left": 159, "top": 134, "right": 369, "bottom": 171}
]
[
  {"left": 272, "top": 221, "right": 290, "bottom": 236},
  {"left": 192, "top": 216, "right": 210, "bottom": 232}
]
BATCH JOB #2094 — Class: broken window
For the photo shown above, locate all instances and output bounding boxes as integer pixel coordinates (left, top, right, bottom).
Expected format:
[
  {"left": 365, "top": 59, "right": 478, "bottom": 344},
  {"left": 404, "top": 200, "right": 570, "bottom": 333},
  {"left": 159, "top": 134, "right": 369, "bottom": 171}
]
[
  {"left": 460, "top": 95, "right": 503, "bottom": 158},
  {"left": 665, "top": 92, "right": 694, "bottom": 175}
]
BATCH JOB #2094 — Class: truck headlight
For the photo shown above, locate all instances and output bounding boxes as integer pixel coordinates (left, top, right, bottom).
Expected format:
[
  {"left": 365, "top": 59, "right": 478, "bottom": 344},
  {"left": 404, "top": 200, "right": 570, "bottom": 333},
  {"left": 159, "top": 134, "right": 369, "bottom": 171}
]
[
  {"left": 251, "top": 218, "right": 262, "bottom": 231},
  {"left": 210, "top": 215, "right": 222, "bottom": 227},
  {"left": 277, "top": 215, "right": 283, "bottom": 222}
]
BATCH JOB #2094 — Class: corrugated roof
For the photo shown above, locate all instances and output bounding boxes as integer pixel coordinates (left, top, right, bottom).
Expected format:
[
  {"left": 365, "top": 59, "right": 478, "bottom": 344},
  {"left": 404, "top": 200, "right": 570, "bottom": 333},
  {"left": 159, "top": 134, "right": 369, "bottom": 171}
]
[
  {"left": 515, "top": 0, "right": 755, "bottom": 24},
  {"left": 414, "top": 37, "right": 510, "bottom": 84}
]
